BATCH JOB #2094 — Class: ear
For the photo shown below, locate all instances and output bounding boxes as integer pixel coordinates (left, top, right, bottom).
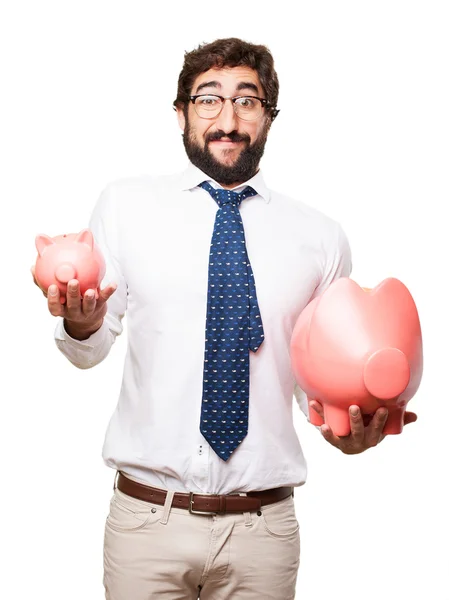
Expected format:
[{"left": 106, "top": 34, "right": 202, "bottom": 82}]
[
  {"left": 176, "top": 105, "right": 186, "bottom": 132},
  {"left": 75, "top": 228, "right": 94, "bottom": 250},
  {"left": 35, "top": 234, "right": 55, "bottom": 257}
]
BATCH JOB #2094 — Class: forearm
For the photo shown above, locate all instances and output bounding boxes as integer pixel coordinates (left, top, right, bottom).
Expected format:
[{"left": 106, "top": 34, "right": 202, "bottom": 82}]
[
  {"left": 63, "top": 317, "right": 104, "bottom": 340},
  {"left": 54, "top": 315, "right": 121, "bottom": 369}
]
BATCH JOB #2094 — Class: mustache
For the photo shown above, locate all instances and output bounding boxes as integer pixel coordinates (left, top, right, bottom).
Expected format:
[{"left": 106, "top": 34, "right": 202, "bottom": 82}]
[{"left": 206, "top": 130, "right": 251, "bottom": 144}]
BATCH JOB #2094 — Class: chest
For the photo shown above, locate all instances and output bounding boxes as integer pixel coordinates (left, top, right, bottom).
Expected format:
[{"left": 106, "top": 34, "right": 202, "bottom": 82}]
[{"left": 120, "top": 198, "right": 322, "bottom": 331}]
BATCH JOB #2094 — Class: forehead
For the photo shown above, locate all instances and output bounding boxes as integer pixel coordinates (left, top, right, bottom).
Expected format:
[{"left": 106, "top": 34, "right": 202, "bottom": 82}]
[{"left": 191, "top": 66, "right": 262, "bottom": 94}]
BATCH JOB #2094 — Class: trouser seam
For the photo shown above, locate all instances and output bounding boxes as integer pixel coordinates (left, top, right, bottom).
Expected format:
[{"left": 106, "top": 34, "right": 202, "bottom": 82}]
[{"left": 198, "top": 522, "right": 216, "bottom": 587}]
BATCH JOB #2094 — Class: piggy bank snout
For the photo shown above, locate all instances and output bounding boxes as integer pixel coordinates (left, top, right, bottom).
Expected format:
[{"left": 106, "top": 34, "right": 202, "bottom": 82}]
[
  {"left": 55, "top": 263, "right": 77, "bottom": 284},
  {"left": 363, "top": 348, "right": 410, "bottom": 400}
]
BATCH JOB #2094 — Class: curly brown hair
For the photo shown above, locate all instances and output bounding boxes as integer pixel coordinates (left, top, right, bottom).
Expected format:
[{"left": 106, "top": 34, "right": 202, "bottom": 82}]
[{"left": 173, "top": 37, "right": 280, "bottom": 122}]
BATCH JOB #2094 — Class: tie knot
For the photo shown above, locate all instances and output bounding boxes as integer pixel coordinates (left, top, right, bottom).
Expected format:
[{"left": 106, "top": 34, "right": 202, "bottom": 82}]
[{"left": 198, "top": 181, "right": 258, "bottom": 207}]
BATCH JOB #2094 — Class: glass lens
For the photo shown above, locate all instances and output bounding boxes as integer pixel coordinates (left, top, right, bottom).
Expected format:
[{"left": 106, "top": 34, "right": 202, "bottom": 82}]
[
  {"left": 234, "top": 97, "right": 262, "bottom": 120},
  {"left": 194, "top": 95, "right": 222, "bottom": 118},
  {"left": 193, "top": 95, "right": 264, "bottom": 120}
]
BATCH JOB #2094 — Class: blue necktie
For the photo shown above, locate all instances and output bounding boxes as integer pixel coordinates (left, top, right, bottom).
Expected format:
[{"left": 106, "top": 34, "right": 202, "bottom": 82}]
[{"left": 198, "top": 180, "right": 265, "bottom": 461}]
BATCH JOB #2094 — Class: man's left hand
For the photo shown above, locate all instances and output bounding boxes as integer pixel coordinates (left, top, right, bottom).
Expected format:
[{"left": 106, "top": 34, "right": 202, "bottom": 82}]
[{"left": 309, "top": 401, "right": 418, "bottom": 455}]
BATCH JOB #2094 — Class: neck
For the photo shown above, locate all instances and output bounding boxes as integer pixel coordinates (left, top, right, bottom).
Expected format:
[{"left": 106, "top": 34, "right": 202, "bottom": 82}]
[{"left": 219, "top": 181, "right": 245, "bottom": 190}]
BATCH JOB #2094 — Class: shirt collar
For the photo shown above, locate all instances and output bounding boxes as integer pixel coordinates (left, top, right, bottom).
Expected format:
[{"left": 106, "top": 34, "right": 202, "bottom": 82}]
[{"left": 178, "top": 161, "right": 271, "bottom": 204}]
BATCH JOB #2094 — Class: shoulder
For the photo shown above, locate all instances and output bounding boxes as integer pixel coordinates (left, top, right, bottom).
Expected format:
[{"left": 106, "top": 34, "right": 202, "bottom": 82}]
[
  {"left": 101, "top": 172, "right": 163, "bottom": 195},
  {"left": 97, "top": 171, "right": 182, "bottom": 206},
  {"left": 268, "top": 189, "right": 354, "bottom": 290},
  {"left": 269, "top": 187, "right": 345, "bottom": 240}
]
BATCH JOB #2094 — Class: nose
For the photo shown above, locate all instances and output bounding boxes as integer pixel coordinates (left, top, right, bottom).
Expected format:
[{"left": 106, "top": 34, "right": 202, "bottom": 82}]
[
  {"left": 55, "top": 262, "right": 77, "bottom": 284},
  {"left": 363, "top": 347, "right": 410, "bottom": 399},
  {"left": 214, "top": 98, "right": 239, "bottom": 134}
]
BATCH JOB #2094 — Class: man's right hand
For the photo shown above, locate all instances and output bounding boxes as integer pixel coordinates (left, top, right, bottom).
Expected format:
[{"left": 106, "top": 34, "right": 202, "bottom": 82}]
[{"left": 31, "top": 265, "right": 118, "bottom": 340}]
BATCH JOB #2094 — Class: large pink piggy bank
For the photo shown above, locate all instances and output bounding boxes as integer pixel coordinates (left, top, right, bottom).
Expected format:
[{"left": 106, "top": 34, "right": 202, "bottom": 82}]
[
  {"left": 34, "top": 229, "right": 106, "bottom": 303},
  {"left": 291, "top": 277, "right": 423, "bottom": 436}
]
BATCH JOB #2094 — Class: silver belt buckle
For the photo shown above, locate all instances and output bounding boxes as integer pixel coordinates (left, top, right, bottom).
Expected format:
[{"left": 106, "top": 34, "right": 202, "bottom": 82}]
[{"left": 189, "top": 492, "right": 217, "bottom": 516}]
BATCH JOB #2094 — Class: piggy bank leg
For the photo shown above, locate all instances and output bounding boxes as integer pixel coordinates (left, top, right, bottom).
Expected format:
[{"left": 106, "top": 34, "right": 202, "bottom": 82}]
[
  {"left": 308, "top": 397, "right": 325, "bottom": 426},
  {"left": 323, "top": 405, "right": 351, "bottom": 437},
  {"left": 382, "top": 407, "right": 406, "bottom": 435}
]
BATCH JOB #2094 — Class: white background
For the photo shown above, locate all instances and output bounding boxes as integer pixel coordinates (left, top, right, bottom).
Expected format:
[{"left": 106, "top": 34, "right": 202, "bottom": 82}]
[{"left": 1, "top": 1, "right": 448, "bottom": 598}]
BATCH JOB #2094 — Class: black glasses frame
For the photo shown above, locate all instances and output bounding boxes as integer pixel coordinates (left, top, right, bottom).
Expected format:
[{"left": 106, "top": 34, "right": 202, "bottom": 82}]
[{"left": 188, "top": 94, "right": 280, "bottom": 120}]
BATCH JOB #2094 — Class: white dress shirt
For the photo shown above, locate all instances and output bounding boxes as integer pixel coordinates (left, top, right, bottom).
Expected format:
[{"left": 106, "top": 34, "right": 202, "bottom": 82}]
[{"left": 54, "top": 161, "right": 352, "bottom": 494}]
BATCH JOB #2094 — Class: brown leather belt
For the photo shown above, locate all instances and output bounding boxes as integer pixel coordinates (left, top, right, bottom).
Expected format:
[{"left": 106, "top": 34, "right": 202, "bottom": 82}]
[{"left": 116, "top": 472, "right": 294, "bottom": 515}]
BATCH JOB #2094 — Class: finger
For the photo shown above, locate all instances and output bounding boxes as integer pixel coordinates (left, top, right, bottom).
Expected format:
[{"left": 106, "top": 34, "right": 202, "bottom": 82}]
[
  {"left": 66, "top": 280, "right": 82, "bottom": 316},
  {"left": 309, "top": 400, "right": 324, "bottom": 419},
  {"left": 404, "top": 411, "right": 418, "bottom": 425},
  {"left": 320, "top": 425, "right": 341, "bottom": 449},
  {"left": 96, "top": 282, "right": 118, "bottom": 305},
  {"left": 349, "top": 406, "right": 365, "bottom": 444},
  {"left": 82, "top": 289, "right": 97, "bottom": 317},
  {"left": 365, "top": 408, "right": 389, "bottom": 446},
  {"left": 47, "top": 284, "right": 64, "bottom": 316}
]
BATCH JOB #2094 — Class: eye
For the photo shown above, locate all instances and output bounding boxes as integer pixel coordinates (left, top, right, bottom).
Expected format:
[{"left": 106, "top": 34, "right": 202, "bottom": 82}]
[
  {"left": 236, "top": 97, "right": 255, "bottom": 108},
  {"left": 198, "top": 95, "right": 220, "bottom": 106}
]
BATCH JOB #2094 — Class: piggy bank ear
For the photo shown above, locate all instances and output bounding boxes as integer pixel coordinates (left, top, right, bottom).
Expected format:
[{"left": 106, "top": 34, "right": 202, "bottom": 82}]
[
  {"left": 35, "top": 234, "right": 55, "bottom": 256},
  {"left": 75, "top": 228, "right": 94, "bottom": 250}
]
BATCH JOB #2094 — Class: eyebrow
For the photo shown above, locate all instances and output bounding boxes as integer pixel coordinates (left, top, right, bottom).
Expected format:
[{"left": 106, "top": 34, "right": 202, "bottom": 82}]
[{"left": 194, "top": 80, "right": 260, "bottom": 95}]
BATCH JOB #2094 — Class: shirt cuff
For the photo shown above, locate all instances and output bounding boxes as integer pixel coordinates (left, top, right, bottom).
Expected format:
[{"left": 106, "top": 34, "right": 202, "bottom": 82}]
[{"left": 54, "top": 317, "right": 109, "bottom": 349}]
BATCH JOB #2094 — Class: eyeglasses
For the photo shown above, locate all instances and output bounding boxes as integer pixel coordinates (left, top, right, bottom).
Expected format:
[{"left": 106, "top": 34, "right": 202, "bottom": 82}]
[{"left": 189, "top": 94, "right": 279, "bottom": 121}]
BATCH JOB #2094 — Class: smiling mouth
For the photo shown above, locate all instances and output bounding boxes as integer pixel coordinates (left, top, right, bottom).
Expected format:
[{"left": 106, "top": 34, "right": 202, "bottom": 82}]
[{"left": 209, "top": 140, "right": 243, "bottom": 146}]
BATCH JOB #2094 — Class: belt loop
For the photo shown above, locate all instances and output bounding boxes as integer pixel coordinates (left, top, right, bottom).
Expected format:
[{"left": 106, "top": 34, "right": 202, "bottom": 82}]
[
  {"left": 113, "top": 470, "right": 119, "bottom": 491},
  {"left": 239, "top": 493, "right": 253, "bottom": 527},
  {"left": 160, "top": 490, "right": 175, "bottom": 525}
]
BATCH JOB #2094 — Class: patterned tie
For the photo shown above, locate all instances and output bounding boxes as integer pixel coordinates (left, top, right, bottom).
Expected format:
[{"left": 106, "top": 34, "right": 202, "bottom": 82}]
[{"left": 198, "top": 180, "right": 265, "bottom": 461}]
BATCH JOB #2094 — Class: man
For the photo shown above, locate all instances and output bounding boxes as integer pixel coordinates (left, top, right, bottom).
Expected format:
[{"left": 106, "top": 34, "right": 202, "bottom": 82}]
[{"left": 32, "top": 38, "right": 417, "bottom": 599}]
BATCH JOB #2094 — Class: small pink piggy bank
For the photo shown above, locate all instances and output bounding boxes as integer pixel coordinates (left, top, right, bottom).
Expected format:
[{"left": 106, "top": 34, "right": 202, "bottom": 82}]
[
  {"left": 34, "top": 228, "right": 106, "bottom": 303},
  {"left": 291, "top": 277, "right": 423, "bottom": 436}
]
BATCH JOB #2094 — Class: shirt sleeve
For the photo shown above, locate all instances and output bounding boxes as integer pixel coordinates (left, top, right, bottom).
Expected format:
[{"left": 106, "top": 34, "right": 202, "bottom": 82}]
[
  {"left": 294, "top": 221, "right": 352, "bottom": 420},
  {"left": 54, "top": 183, "right": 128, "bottom": 369}
]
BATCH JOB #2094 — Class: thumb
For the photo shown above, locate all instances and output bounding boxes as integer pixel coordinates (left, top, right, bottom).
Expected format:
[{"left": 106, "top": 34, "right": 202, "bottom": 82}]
[
  {"left": 404, "top": 411, "right": 418, "bottom": 425},
  {"left": 98, "top": 282, "right": 118, "bottom": 303}
]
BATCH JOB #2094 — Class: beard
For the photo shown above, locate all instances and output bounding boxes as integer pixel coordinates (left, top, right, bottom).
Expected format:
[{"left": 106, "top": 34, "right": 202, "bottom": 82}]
[{"left": 182, "top": 116, "right": 270, "bottom": 186}]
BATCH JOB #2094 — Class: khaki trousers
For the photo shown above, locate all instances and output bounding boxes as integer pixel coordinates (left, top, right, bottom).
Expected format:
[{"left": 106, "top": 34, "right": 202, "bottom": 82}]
[{"left": 103, "top": 483, "right": 300, "bottom": 599}]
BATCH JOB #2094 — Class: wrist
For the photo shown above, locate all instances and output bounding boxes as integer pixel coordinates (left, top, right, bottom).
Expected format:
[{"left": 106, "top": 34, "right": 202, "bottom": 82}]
[{"left": 63, "top": 317, "right": 104, "bottom": 341}]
